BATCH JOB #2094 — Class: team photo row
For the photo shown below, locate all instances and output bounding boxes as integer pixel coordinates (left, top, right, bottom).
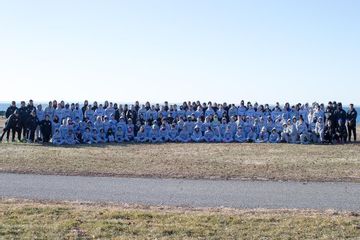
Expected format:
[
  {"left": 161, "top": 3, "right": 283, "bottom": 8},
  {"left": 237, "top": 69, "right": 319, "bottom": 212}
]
[{"left": 1, "top": 100, "right": 357, "bottom": 145}]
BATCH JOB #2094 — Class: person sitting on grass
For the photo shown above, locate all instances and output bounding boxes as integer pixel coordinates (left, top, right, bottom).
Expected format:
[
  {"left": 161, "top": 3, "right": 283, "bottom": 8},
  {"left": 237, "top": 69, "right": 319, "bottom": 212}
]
[
  {"left": 149, "top": 125, "right": 161, "bottom": 143},
  {"left": 98, "top": 128, "right": 107, "bottom": 143},
  {"left": 126, "top": 119, "right": 135, "bottom": 141},
  {"left": 91, "top": 128, "right": 100, "bottom": 144},
  {"left": 168, "top": 124, "right": 178, "bottom": 142},
  {"left": 158, "top": 125, "right": 169, "bottom": 142},
  {"left": 222, "top": 126, "right": 234, "bottom": 143},
  {"left": 234, "top": 126, "right": 246, "bottom": 143},
  {"left": 203, "top": 127, "right": 216, "bottom": 143},
  {"left": 107, "top": 128, "right": 115, "bottom": 143},
  {"left": 246, "top": 126, "right": 257, "bottom": 143},
  {"left": 256, "top": 126, "right": 269, "bottom": 143},
  {"left": 82, "top": 127, "right": 92, "bottom": 144},
  {"left": 64, "top": 129, "right": 77, "bottom": 145},
  {"left": 269, "top": 128, "right": 280, "bottom": 143},
  {"left": 176, "top": 128, "right": 191, "bottom": 143},
  {"left": 296, "top": 116, "right": 309, "bottom": 144},
  {"left": 134, "top": 126, "right": 147, "bottom": 143},
  {"left": 52, "top": 129, "right": 63, "bottom": 145},
  {"left": 191, "top": 126, "right": 203, "bottom": 142},
  {"left": 115, "top": 127, "right": 128, "bottom": 143}
]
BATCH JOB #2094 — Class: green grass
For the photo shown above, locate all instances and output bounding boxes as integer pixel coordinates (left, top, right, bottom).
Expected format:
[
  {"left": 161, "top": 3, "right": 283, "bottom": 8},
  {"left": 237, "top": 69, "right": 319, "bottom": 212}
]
[{"left": 0, "top": 199, "right": 359, "bottom": 239}]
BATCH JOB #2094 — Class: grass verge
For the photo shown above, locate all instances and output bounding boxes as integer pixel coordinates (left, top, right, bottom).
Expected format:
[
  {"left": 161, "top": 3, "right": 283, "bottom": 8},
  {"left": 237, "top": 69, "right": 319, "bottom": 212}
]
[
  {"left": 0, "top": 199, "right": 359, "bottom": 239},
  {"left": 0, "top": 118, "right": 359, "bottom": 182}
]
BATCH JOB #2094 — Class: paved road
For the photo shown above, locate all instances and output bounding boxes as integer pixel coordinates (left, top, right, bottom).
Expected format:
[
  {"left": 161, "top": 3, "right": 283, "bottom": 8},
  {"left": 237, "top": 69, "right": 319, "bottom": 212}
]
[{"left": 1, "top": 173, "right": 359, "bottom": 211}]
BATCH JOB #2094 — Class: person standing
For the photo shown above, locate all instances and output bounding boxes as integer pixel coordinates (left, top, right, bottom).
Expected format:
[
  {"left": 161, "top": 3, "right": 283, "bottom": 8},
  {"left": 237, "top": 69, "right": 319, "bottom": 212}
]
[
  {"left": 26, "top": 111, "right": 39, "bottom": 142},
  {"left": 0, "top": 110, "right": 20, "bottom": 142},
  {"left": 347, "top": 103, "right": 357, "bottom": 142},
  {"left": 18, "top": 101, "right": 29, "bottom": 141}
]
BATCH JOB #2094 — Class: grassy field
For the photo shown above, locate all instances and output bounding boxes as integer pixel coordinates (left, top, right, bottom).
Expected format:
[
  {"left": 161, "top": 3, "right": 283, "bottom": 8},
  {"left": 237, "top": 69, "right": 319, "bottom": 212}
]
[
  {"left": 0, "top": 199, "right": 359, "bottom": 239},
  {"left": 1, "top": 118, "right": 360, "bottom": 182}
]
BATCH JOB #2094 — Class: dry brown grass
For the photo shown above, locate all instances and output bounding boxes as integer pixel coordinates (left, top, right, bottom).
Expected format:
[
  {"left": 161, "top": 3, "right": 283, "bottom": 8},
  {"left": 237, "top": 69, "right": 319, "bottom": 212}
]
[
  {"left": 0, "top": 198, "right": 359, "bottom": 239},
  {"left": 0, "top": 118, "right": 359, "bottom": 182}
]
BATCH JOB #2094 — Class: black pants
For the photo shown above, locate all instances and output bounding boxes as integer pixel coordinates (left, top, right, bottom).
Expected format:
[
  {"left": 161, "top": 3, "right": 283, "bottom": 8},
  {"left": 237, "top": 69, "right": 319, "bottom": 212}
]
[
  {"left": 0, "top": 127, "right": 20, "bottom": 141},
  {"left": 19, "top": 121, "right": 27, "bottom": 140},
  {"left": 42, "top": 132, "right": 51, "bottom": 143},
  {"left": 347, "top": 124, "right": 356, "bottom": 142}
]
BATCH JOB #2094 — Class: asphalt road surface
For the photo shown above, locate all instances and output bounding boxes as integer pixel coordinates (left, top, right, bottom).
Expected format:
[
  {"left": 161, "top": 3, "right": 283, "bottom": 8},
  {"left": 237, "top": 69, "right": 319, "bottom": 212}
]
[{"left": 1, "top": 173, "right": 359, "bottom": 211}]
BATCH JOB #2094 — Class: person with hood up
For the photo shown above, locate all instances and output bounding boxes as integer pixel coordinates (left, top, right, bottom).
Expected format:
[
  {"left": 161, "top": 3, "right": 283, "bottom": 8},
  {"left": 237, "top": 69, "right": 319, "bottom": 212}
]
[
  {"left": 191, "top": 126, "right": 203, "bottom": 142},
  {"left": 269, "top": 128, "right": 280, "bottom": 143},
  {"left": 256, "top": 126, "right": 269, "bottom": 143},
  {"left": 149, "top": 125, "right": 161, "bottom": 143}
]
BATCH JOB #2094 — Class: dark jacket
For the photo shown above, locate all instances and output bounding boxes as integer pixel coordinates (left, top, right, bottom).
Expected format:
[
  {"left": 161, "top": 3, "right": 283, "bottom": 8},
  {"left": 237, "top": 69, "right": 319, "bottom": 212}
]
[
  {"left": 347, "top": 109, "right": 357, "bottom": 127},
  {"left": 26, "top": 115, "right": 39, "bottom": 131},
  {"left": 4, "top": 114, "right": 20, "bottom": 129},
  {"left": 334, "top": 109, "right": 347, "bottom": 124},
  {"left": 5, "top": 106, "right": 18, "bottom": 118},
  {"left": 18, "top": 106, "right": 29, "bottom": 123},
  {"left": 39, "top": 119, "right": 52, "bottom": 135}
]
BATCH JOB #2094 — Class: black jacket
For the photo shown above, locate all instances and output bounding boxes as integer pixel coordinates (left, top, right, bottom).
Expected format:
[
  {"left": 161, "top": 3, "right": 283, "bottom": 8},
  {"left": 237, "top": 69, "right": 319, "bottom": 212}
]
[
  {"left": 18, "top": 106, "right": 29, "bottom": 122},
  {"left": 334, "top": 109, "right": 347, "bottom": 124},
  {"left": 347, "top": 109, "right": 357, "bottom": 127},
  {"left": 40, "top": 120, "right": 52, "bottom": 135},
  {"left": 4, "top": 114, "right": 20, "bottom": 129},
  {"left": 5, "top": 106, "right": 17, "bottom": 118},
  {"left": 26, "top": 115, "right": 39, "bottom": 131}
]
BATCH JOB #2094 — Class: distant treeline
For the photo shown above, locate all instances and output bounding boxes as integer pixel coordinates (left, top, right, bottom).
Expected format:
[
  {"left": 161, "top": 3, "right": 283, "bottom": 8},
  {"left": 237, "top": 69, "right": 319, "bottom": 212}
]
[{"left": 0, "top": 111, "right": 5, "bottom": 116}]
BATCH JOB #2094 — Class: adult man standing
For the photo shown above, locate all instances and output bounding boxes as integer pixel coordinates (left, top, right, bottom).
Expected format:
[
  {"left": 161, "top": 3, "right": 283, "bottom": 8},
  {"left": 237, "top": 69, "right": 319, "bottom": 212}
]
[
  {"left": 18, "top": 101, "right": 29, "bottom": 141},
  {"left": 347, "top": 103, "right": 357, "bottom": 142}
]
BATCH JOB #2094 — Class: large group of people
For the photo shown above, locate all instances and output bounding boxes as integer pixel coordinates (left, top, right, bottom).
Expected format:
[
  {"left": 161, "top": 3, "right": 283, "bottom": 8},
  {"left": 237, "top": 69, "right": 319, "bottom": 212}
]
[{"left": 0, "top": 100, "right": 357, "bottom": 145}]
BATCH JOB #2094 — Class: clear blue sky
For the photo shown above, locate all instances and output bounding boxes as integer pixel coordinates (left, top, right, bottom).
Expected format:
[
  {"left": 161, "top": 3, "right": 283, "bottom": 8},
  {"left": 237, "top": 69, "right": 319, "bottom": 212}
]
[{"left": 0, "top": 0, "right": 359, "bottom": 105}]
